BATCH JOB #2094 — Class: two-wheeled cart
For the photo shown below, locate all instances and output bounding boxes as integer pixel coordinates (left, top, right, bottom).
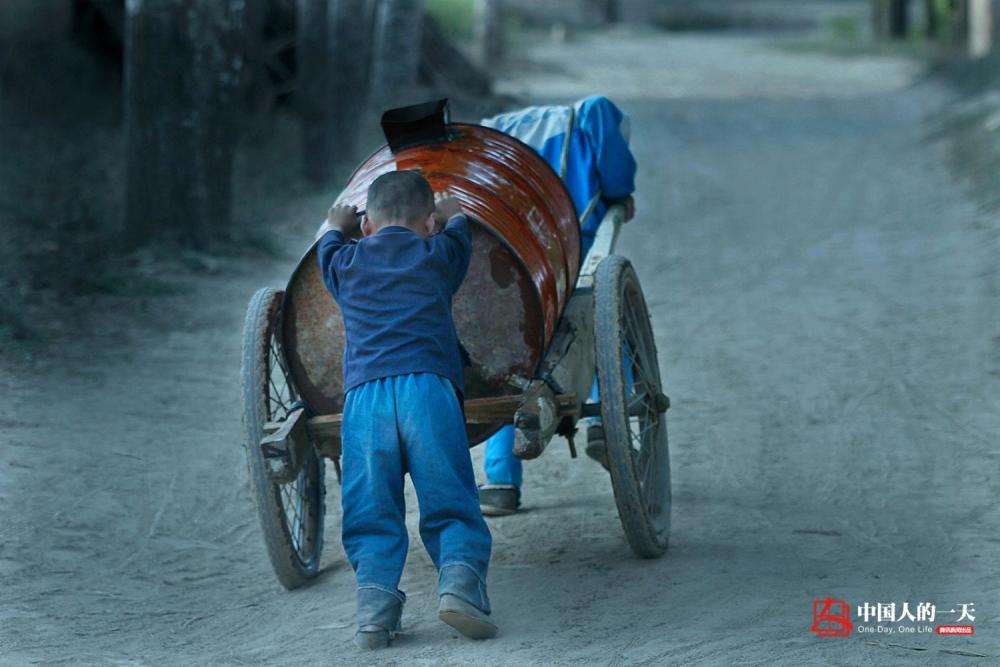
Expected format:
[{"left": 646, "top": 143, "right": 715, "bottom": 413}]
[{"left": 241, "top": 103, "right": 671, "bottom": 589}]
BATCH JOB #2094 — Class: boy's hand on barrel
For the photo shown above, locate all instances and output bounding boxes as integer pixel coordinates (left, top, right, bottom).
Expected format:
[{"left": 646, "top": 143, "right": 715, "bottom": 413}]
[
  {"left": 327, "top": 204, "right": 362, "bottom": 234},
  {"left": 434, "top": 193, "right": 464, "bottom": 232},
  {"left": 329, "top": 204, "right": 361, "bottom": 231}
]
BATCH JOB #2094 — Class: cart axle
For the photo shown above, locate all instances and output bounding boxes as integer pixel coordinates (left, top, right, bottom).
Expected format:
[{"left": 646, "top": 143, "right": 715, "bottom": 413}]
[{"left": 579, "top": 392, "right": 670, "bottom": 419}]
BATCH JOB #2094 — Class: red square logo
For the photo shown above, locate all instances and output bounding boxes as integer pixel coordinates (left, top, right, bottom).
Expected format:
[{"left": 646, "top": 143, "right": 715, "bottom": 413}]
[{"left": 812, "top": 597, "right": 852, "bottom": 637}]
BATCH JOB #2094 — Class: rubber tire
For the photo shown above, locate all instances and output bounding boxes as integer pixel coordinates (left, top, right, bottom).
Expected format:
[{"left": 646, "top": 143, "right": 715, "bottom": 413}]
[
  {"left": 594, "top": 255, "right": 671, "bottom": 558},
  {"left": 241, "top": 287, "right": 325, "bottom": 589}
]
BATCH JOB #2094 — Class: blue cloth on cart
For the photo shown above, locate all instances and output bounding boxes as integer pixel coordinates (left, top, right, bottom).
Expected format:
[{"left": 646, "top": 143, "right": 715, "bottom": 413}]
[
  {"left": 316, "top": 215, "right": 471, "bottom": 394},
  {"left": 481, "top": 95, "right": 636, "bottom": 257},
  {"left": 342, "top": 373, "right": 493, "bottom": 612}
]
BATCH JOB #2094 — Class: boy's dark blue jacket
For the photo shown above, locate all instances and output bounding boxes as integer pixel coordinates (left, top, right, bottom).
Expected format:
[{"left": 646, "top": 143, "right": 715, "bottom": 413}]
[{"left": 317, "top": 215, "right": 471, "bottom": 395}]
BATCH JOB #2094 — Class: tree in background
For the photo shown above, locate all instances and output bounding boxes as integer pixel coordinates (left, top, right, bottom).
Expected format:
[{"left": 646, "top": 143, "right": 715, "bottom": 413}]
[
  {"left": 877, "top": 0, "right": 994, "bottom": 56},
  {"left": 298, "top": 0, "right": 375, "bottom": 184},
  {"left": 243, "top": 0, "right": 297, "bottom": 139},
  {"left": 328, "top": 0, "right": 376, "bottom": 161},
  {"left": 369, "top": 0, "right": 425, "bottom": 111},
  {"left": 926, "top": 0, "right": 941, "bottom": 36},
  {"left": 587, "top": 0, "right": 620, "bottom": 24},
  {"left": 297, "top": 0, "right": 330, "bottom": 184},
  {"left": 124, "top": 0, "right": 246, "bottom": 248},
  {"left": 477, "top": 0, "right": 503, "bottom": 68},
  {"left": 966, "top": 0, "right": 994, "bottom": 56},
  {"left": 123, "top": 0, "right": 481, "bottom": 245},
  {"left": 872, "top": 0, "right": 909, "bottom": 38}
]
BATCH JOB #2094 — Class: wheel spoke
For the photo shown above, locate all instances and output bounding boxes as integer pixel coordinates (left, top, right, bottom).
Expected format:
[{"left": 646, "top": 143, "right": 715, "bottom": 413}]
[
  {"left": 626, "top": 393, "right": 651, "bottom": 417},
  {"left": 270, "top": 338, "right": 297, "bottom": 402},
  {"left": 268, "top": 326, "right": 315, "bottom": 563},
  {"left": 266, "top": 340, "right": 295, "bottom": 419},
  {"left": 641, "top": 439, "right": 656, "bottom": 492},
  {"left": 268, "top": 375, "right": 287, "bottom": 413},
  {"left": 278, "top": 473, "right": 306, "bottom": 554},
  {"left": 636, "top": 432, "right": 653, "bottom": 473},
  {"left": 625, "top": 344, "right": 657, "bottom": 396},
  {"left": 628, "top": 413, "right": 658, "bottom": 448},
  {"left": 622, "top": 337, "right": 657, "bottom": 400}
]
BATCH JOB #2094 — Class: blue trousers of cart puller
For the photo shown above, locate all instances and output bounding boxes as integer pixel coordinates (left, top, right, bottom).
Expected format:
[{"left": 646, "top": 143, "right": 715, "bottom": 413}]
[
  {"left": 484, "top": 377, "right": 603, "bottom": 488},
  {"left": 341, "top": 372, "right": 493, "bottom": 624},
  {"left": 484, "top": 350, "right": 636, "bottom": 489}
]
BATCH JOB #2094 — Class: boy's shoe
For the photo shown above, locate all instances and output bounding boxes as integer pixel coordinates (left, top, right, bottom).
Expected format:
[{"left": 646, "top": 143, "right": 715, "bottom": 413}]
[
  {"left": 478, "top": 484, "right": 520, "bottom": 516},
  {"left": 354, "top": 626, "right": 393, "bottom": 650},
  {"left": 585, "top": 423, "right": 610, "bottom": 472},
  {"left": 354, "top": 587, "right": 403, "bottom": 650},
  {"left": 438, "top": 594, "right": 498, "bottom": 639}
]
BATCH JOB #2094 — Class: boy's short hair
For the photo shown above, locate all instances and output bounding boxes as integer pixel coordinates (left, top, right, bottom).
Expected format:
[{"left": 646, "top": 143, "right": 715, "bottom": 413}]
[{"left": 367, "top": 170, "right": 434, "bottom": 227}]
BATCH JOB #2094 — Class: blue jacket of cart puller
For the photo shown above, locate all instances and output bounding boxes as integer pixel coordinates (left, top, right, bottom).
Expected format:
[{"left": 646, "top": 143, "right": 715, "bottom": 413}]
[
  {"left": 481, "top": 95, "right": 637, "bottom": 257},
  {"left": 317, "top": 214, "right": 471, "bottom": 395}
]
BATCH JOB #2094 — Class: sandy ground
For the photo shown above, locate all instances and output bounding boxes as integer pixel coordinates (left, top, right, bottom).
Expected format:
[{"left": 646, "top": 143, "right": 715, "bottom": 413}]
[{"left": 2, "top": 28, "right": 999, "bottom": 666}]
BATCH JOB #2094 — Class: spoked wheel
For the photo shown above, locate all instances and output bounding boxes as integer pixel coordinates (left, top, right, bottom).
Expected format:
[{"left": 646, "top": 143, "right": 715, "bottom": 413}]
[
  {"left": 241, "top": 287, "right": 325, "bottom": 589},
  {"left": 594, "top": 255, "right": 671, "bottom": 558}
]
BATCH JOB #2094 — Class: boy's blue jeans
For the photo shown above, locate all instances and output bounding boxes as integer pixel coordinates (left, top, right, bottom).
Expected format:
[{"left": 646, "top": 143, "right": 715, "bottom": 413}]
[{"left": 342, "top": 373, "right": 492, "bottom": 613}]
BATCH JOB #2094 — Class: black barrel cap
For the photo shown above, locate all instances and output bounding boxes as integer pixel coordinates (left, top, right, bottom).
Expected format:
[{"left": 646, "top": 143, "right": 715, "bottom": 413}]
[{"left": 381, "top": 99, "right": 452, "bottom": 153}]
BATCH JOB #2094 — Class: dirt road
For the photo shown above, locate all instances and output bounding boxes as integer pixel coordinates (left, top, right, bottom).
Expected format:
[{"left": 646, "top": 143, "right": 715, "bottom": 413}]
[{"left": 2, "top": 28, "right": 998, "bottom": 665}]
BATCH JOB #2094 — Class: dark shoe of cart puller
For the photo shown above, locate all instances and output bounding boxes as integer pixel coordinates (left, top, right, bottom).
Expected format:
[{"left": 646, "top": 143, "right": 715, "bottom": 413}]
[{"left": 240, "top": 100, "right": 672, "bottom": 591}]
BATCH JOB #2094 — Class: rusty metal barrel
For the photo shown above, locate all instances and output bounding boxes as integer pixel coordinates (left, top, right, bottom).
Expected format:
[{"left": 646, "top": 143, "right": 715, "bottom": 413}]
[{"left": 281, "top": 122, "right": 580, "bottom": 442}]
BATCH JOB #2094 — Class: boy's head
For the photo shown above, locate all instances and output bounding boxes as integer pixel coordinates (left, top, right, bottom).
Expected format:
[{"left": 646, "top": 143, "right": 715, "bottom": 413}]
[{"left": 364, "top": 170, "right": 436, "bottom": 237}]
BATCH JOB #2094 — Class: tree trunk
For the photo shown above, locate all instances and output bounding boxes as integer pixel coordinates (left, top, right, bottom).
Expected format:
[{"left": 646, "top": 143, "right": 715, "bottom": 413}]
[
  {"left": 243, "top": 0, "right": 271, "bottom": 139},
  {"left": 586, "top": 0, "right": 620, "bottom": 24},
  {"left": 420, "top": 15, "right": 492, "bottom": 98},
  {"left": 297, "top": 0, "right": 332, "bottom": 184},
  {"left": 369, "top": 0, "right": 424, "bottom": 112},
  {"left": 925, "top": 0, "right": 938, "bottom": 37},
  {"left": 892, "top": 0, "right": 910, "bottom": 36},
  {"left": 328, "top": 0, "right": 374, "bottom": 161},
  {"left": 952, "top": 0, "right": 970, "bottom": 48},
  {"left": 198, "top": 2, "right": 245, "bottom": 235},
  {"left": 477, "top": 0, "right": 503, "bottom": 69},
  {"left": 298, "top": 0, "right": 373, "bottom": 184},
  {"left": 872, "top": 0, "right": 910, "bottom": 38},
  {"left": 295, "top": 0, "right": 373, "bottom": 185},
  {"left": 968, "top": 0, "right": 993, "bottom": 56},
  {"left": 872, "top": 0, "right": 886, "bottom": 38},
  {"left": 124, "top": 0, "right": 245, "bottom": 248}
]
